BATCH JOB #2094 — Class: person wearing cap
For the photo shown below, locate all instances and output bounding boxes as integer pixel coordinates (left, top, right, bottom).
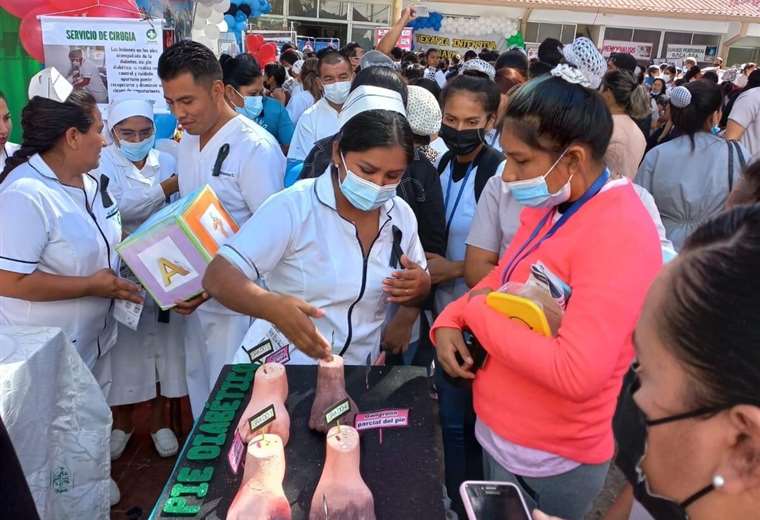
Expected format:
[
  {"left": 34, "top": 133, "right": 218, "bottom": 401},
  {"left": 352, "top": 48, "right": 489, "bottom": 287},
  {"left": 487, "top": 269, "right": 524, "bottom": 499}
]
[
  {"left": 360, "top": 50, "right": 395, "bottom": 70},
  {"left": 0, "top": 70, "right": 143, "bottom": 506},
  {"left": 684, "top": 56, "right": 698, "bottom": 71},
  {"left": 66, "top": 48, "right": 108, "bottom": 103},
  {"left": 93, "top": 96, "right": 187, "bottom": 461},
  {"left": 286, "top": 50, "right": 355, "bottom": 173},
  {"left": 158, "top": 41, "right": 286, "bottom": 418},
  {"left": 0, "top": 91, "right": 19, "bottom": 173},
  {"left": 203, "top": 85, "right": 430, "bottom": 366}
]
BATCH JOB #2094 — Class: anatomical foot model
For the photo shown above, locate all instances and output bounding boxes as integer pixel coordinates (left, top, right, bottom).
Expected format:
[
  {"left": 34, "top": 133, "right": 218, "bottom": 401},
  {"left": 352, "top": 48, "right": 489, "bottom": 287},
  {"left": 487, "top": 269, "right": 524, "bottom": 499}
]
[
  {"left": 237, "top": 362, "right": 290, "bottom": 445},
  {"left": 309, "top": 425, "right": 375, "bottom": 520},
  {"left": 308, "top": 355, "right": 357, "bottom": 433},
  {"left": 227, "top": 434, "right": 291, "bottom": 520}
]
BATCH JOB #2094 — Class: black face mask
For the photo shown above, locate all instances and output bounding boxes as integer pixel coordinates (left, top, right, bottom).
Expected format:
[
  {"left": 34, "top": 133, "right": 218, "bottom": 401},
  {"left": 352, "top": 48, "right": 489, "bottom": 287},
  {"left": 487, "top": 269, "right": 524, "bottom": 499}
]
[
  {"left": 629, "top": 374, "right": 728, "bottom": 520},
  {"left": 439, "top": 124, "right": 485, "bottom": 156}
]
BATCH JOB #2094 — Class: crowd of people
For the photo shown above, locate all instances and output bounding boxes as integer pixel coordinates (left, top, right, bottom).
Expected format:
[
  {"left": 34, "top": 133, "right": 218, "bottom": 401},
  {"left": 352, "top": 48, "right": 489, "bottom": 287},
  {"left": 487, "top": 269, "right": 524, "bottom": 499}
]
[{"left": 2, "top": 6, "right": 760, "bottom": 520}]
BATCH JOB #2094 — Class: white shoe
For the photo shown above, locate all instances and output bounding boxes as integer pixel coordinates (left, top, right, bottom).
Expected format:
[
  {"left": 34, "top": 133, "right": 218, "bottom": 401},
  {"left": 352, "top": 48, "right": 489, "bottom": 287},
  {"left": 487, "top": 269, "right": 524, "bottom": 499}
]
[
  {"left": 110, "top": 478, "right": 121, "bottom": 507},
  {"left": 151, "top": 428, "right": 179, "bottom": 458},
  {"left": 110, "top": 429, "right": 133, "bottom": 461}
]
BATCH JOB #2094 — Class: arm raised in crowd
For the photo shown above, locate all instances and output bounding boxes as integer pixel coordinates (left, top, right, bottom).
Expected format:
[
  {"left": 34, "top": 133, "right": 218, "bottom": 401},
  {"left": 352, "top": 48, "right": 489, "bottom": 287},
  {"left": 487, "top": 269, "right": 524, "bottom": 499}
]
[{"left": 376, "top": 7, "right": 415, "bottom": 57}]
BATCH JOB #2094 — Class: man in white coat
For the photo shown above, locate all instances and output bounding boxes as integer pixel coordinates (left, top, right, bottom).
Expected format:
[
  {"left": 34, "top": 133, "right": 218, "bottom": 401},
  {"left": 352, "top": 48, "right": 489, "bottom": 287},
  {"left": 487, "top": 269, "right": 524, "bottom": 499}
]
[{"left": 158, "top": 40, "right": 286, "bottom": 418}]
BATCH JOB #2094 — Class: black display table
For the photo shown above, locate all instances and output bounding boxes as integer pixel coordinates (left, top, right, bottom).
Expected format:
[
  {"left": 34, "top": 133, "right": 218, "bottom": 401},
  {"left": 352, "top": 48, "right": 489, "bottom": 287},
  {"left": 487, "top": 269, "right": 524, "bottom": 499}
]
[{"left": 150, "top": 364, "right": 445, "bottom": 519}]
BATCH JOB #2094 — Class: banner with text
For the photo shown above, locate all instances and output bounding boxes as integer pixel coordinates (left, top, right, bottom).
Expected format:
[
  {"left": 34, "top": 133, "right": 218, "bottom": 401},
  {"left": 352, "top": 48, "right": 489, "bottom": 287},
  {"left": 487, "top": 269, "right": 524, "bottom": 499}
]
[
  {"left": 374, "top": 27, "right": 414, "bottom": 51},
  {"left": 666, "top": 44, "right": 707, "bottom": 62},
  {"left": 41, "top": 16, "right": 165, "bottom": 116},
  {"left": 602, "top": 40, "right": 653, "bottom": 60},
  {"left": 413, "top": 29, "right": 506, "bottom": 58}
]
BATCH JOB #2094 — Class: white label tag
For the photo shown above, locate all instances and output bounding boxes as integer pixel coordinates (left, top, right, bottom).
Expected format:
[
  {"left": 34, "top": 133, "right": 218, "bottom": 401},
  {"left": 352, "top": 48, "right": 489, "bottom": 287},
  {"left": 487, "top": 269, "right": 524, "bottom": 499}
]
[{"left": 114, "top": 292, "right": 145, "bottom": 331}]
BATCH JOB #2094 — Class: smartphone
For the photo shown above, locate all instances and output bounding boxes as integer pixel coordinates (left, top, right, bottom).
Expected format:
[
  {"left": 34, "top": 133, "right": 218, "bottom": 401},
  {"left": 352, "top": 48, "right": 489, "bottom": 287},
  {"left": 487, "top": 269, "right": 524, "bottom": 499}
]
[
  {"left": 413, "top": 5, "right": 429, "bottom": 17},
  {"left": 460, "top": 481, "right": 532, "bottom": 520}
]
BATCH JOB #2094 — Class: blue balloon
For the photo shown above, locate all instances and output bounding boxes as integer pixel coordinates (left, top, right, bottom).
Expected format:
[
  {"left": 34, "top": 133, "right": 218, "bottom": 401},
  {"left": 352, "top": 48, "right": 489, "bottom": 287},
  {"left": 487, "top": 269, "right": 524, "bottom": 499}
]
[
  {"left": 154, "top": 113, "right": 177, "bottom": 140},
  {"left": 237, "top": 0, "right": 251, "bottom": 5},
  {"left": 230, "top": 0, "right": 240, "bottom": 5},
  {"left": 224, "top": 14, "right": 236, "bottom": 27},
  {"left": 236, "top": 20, "right": 247, "bottom": 32},
  {"left": 235, "top": 10, "right": 247, "bottom": 21}
]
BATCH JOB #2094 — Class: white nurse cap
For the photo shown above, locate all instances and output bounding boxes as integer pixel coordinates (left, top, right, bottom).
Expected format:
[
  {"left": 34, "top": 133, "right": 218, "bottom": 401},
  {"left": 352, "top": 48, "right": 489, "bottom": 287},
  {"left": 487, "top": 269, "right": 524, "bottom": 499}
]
[
  {"left": 108, "top": 96, "right": 155, "bottom": 132},
  {"left": 28, "top": 67, "right": 74, "bottom": 103},
  {"left": 337, "top": 85, "right": 406, "bottom": 130}
]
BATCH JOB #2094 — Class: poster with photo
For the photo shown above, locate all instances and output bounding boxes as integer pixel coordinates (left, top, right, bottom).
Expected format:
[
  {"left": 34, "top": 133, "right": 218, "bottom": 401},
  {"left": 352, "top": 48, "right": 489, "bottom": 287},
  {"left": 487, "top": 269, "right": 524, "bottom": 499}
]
[{"left": 40, "top": 16, "right": 166, "bottom": 116}]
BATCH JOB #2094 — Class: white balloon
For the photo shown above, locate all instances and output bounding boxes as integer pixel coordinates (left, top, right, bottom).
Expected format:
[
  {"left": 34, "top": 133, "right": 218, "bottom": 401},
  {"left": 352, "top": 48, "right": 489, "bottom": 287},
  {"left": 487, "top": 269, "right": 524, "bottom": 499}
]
[
  {"left": 215, "top": 0, "right": 231, "bottom": 12},
  {"left": 217, "top": 20, "right": 228, "bottom": 33},
  {"left": 208, "top": 9, "right": 224, "bottom": 23},
  {"left": 204, "top": 24, "right": 220, "bottom": 39},
  {"left": 196, "top": 3, "right": 211, "bottom": 18}
]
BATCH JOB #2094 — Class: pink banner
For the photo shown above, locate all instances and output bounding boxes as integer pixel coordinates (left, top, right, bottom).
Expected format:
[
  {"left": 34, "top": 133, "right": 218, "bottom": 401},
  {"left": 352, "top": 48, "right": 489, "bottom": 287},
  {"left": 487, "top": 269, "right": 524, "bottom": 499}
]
[{"left": 374, "top": 27, "right": 413, "bottom": 51}]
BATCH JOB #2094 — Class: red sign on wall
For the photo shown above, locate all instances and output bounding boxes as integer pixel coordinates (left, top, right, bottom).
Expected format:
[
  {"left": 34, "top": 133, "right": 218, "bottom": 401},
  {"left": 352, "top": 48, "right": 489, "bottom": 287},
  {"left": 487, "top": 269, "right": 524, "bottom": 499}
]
[{"left": 374, "top": 27, "right": 413, "bottom": 51}]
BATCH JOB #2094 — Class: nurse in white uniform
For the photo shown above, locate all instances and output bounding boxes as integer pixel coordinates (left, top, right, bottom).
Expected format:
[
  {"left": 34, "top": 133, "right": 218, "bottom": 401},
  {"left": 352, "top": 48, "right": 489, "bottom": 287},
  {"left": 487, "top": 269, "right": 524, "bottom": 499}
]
[
  {"left": 204, "top": 86, "right": 431, "bottom": 364},
  {"left": 0, "top": 71, "right": 142, "bottom": 506},
  {"left": 287, "top": 50, "right": 354, "bottom": 165},
  {"left": 95, "top": 97, "right": 187, "bottom": 460},
  {"left": 158, "top": 40, "right": 286, "bottom": 417},
  {"left": 0, "top": 92, "right": 19, "bottom": 172}
]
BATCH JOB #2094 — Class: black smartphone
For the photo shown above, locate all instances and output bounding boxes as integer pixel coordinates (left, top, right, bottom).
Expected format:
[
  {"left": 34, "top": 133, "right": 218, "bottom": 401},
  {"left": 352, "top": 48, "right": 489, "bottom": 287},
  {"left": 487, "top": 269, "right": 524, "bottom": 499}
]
[{"left": 460, "top": 481, "right": 532, "bottom": 520}]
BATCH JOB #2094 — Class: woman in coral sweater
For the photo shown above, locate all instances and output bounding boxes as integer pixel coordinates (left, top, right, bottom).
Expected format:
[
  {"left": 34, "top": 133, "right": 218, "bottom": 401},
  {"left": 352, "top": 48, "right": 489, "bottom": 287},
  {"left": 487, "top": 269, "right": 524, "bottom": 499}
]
[{"left": 432, "top": 68, "right": 662, "bottom": 520}]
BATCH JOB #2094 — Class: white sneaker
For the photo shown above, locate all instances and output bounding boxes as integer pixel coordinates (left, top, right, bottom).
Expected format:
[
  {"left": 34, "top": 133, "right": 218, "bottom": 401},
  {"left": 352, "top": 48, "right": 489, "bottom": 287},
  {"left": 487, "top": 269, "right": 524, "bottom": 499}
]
[
  {"left": 151, "top": 428, "right": 179, "bottom": 458},
  {"left": 110, "top": 429, "right": 133, "bottom": 461},
  {"left": 110, "top": 478, "right": 121, "bottom": 507}
]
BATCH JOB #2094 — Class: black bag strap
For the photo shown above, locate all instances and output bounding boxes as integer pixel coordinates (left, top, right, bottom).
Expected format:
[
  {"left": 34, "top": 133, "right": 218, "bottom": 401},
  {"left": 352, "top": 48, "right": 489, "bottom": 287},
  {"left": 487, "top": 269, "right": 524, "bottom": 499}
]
[
  {"left": 726, "top": 140, "right": 746, "bottom": 192},
  {"left": 436, "top": 147, "right": 504, "bottom": 202}
]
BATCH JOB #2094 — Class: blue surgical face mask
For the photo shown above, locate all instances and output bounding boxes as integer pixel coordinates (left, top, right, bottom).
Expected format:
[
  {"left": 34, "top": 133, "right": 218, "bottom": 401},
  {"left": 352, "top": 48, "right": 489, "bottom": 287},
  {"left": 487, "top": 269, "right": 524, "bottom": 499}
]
[
  {"left": 234, "top": 91, "right": 264, "bottom": 120},
  {"left": 119, "top": 134, "right": 155, "bottom": 163},
  {"left": 504, "top": 149, "right": 572, "bottom": 208},
  {"left": 338, "top": 153, "right": 398, "bottom": 211},
  {"left": 711, "top": 125, "right": 721, "bottom": 136}
]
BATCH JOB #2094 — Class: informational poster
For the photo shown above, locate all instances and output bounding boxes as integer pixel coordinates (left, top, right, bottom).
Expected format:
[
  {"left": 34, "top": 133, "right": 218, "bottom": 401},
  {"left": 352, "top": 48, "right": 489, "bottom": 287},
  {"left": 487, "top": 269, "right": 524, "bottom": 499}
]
[
  {"left": 666, "top": 44, "right": 707, "bottom": 62},
  {"left": 602, "top": 40, "right": 653, "bottom": 60},
  {"left": 40, "top": 16, "right": 165, "bottom": 116},
  {"left": 413, "top": 29, "right": 506, "bottom": 59},
  {"left": 526, "top": 42, "right": 539, "bottom": 61},
  {"left": 374, "top": 27, "right": 414, "bottom": 51}
]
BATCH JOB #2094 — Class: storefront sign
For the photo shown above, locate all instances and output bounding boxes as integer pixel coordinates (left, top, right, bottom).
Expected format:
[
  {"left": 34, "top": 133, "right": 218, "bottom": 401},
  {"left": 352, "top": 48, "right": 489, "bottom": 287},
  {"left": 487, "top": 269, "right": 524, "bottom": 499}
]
[
  {"left": 40, "top": 16, "right": 165, "bottom": 115},
  {"left": 413, "top": 29, "right": 506, "bottom": 59},
  {"left": 666, "top": 44, "right": 707, "bottom": 62},
  {"left": 602, "top": 40, "right": 653, "bottom": 60},
  {"left": 374, "top": 27, "right": 413, "bottom": 51}
]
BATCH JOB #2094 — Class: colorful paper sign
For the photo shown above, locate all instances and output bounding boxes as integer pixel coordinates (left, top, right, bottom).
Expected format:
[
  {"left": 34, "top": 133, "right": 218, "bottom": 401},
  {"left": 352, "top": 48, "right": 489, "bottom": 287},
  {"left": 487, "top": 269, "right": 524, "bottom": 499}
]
[
  {"left": 354, "top": 409, "right": 410, "bottom": 431},
  {"left": 227, "top": 430, "right": 245, "bottom": 474},
  {"left": 602, "top": 40, "right": 653, "bottom": 60},
  {"left": 374, "top": 27, "right": 414, "bottom": 51},
  {"left": 666, "top": 44, "right": 707, "bottom": 62},
  {"left": 413, "top": 29, "right": 506, "bottom": 59}
]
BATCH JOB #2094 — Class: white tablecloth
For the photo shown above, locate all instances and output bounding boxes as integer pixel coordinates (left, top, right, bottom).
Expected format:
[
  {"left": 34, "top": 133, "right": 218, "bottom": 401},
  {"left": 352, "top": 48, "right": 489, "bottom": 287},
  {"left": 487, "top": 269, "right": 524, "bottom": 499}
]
[{"left": 0, "top": 326, "right": 111, "bottom": 520}]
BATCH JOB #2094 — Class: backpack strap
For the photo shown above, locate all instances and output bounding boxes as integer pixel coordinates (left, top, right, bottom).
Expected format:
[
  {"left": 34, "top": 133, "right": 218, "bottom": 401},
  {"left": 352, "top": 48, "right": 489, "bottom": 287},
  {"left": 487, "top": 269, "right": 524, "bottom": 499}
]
[
  {"left": 437, "top": 151, "right": 453, "bottom": 175},
  {"left": 473, "top": 146, "right": 505, "bottom": 202}
]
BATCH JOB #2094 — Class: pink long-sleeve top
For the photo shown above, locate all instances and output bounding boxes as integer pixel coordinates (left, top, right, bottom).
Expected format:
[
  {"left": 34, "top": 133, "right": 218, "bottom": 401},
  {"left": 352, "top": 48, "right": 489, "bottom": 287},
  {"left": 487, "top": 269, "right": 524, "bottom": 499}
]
[{"left": 431, "top": 181, "right": 662, "bottom": 464}]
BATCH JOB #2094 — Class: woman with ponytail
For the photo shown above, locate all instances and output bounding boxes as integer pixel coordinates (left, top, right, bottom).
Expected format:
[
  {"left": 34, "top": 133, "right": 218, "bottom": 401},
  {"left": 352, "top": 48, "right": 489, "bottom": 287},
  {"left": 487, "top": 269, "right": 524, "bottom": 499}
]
[{"left": 601, "top": 69, "right": 652, "bottom": 179}]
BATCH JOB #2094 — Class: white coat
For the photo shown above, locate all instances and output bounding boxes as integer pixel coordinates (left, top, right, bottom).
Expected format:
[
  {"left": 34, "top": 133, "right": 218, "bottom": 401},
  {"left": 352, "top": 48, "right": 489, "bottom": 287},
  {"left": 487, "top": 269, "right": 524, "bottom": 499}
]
[
  {"left": 286, "top": 98, "right": 339, "bottom": 162},
  {"left": 221, "top": 170, "right": 427, "bottom": 366},
  {"left": 93, "top": 144, "right": 187, "bottom": 406},
  {"left": 177, "top": 115, "right": 285, "bottom": 417},
  {"left": 0, "top": 153, "right": 121, "bottom": 370},
  {"left": 1, "top": 142, "right": 19, "bottom": 173}
]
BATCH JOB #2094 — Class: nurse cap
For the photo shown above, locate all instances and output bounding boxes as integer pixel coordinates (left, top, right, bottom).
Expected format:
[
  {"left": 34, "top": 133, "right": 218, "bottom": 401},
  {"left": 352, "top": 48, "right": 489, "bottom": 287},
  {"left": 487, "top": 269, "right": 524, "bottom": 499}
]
[
  {"left": 337, "top": 85, "right": 406, "bottom": 130},
  {"left": 28, "top": 67, "right": 74, "bottom": 103},
  {"left": 562, "top": 37, "right": 606, "bottom": 90},
  {"left": 407, "top": 85, "right": 441, "bottom": 137},
  {"left": 291, "top": 59, "right": 305, "bottom": 75},
  {"left": 108, "top": 95, "right": 155, "bottom": 132},
  {"left": 460, "top": 59, "right": 496, "bottom": 81}
]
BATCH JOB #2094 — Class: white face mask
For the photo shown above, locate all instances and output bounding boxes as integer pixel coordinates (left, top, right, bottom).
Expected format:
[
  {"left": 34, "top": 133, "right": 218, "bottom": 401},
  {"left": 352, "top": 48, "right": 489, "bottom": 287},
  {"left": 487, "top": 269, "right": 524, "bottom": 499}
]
[
  {"left": 662, "top": 74, "right": 671, "bottom": 83},
  {"left": 323, "top": 81, "right": 352, "bottom": 105}
]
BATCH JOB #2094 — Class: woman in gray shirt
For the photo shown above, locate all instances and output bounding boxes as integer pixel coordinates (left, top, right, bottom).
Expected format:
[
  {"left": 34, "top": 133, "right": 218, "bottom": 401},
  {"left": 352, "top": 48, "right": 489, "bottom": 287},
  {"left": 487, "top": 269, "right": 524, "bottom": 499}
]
[{"left": 636, "top": 81, "right": 747, "bottom": 250}]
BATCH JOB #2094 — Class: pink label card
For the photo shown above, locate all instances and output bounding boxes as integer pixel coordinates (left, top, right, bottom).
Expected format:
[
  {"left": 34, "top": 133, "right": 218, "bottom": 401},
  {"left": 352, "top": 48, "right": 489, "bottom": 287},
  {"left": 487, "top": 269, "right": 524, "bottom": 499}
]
[
  {"left": 227, "top": 430, "right": 245, "bottom": 474},
  {"left": 354, "top": 409, "right": 410, "bottom": 431},
  {"left": 265, "top": 346, "right": 291, "bottom": 364}
]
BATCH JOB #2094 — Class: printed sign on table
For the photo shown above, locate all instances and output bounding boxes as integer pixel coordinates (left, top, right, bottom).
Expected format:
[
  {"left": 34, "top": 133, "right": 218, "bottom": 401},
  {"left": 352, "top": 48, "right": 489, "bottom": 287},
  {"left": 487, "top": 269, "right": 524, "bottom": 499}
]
[{"left": 40, "top": 16, "right": 165, "bottom": 116}]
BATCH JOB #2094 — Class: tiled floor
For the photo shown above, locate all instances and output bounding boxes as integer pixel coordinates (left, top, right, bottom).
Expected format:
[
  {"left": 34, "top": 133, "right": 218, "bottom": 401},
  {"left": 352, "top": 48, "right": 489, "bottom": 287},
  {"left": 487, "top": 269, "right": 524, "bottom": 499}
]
[{"left": 110, "top": 398, "right": 193, "bottom": 520}]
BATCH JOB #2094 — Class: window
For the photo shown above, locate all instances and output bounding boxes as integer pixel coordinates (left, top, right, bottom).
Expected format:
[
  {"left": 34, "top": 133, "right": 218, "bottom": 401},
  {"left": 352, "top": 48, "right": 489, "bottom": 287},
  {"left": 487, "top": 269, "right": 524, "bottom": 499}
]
[
  {"left": 632, "top": 29, "right": 661, "bottom": 56},
  {"left": 290, "top": 0, "right": 317, "bottom": 18},
  {"left": 253, "top": 17, "right": 286, "bottom": 30},
  {"left": 320, "top": 0, "right": 348, "bottom": 20},
  {"left": 352, "top": 3, "right": 389, "bottom": 24},
  {"left": 268, "top": 0, "right": 284, "bottom": 16},
  {"left": 691, "top": 34, "right": 721, "bottom": 47},
  {"left": 727, "top": 47, "right": 759, "bottom": 67},
  {"left": 525, "top": 23, "right": 576, "bottom": 44},
  {"left": 604, "top": 27, "right": 633, "bottom": 41},
  {"left": 351, "top": 26, "right": 375, "bottom": 50}
]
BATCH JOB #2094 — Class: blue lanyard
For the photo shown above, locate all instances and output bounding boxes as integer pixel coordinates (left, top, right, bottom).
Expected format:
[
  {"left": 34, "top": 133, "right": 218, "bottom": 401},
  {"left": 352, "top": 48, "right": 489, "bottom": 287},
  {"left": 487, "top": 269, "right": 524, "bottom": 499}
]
[
  {"left": 443, "top": 161, "right": 475, "bottom": 235},
  {"left": 500, "top": 169, "right": 610, "bottom": 284}
]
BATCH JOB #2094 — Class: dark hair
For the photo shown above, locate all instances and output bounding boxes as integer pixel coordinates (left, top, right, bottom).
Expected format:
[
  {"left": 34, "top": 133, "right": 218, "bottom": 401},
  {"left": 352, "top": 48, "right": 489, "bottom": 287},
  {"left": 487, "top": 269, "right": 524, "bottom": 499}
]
[
  {"left": 528, "top": 60, "right": 553, "bottom": 79},
  {"left": 651, "top": 78, "right": 667, "bottom": 94},
  {"left": 281, "top": 42, "right": 296, "bottom": 53},
  {"left": 441, "top": 74, "right": 500, "bottom": 116},
  {"left": 425, "top": 48, "right": 438, "bottom": 57},
  {"left": 609, "top": 52, "right": 638, "bottom": 75},
  {"left": 338, "top": 110, "right": 414, "bottom": 163},
  {"left": 463, "top": 50, "right": 478, "bottom": 61},
  {"left": 537, "top": 38, "right": 563, "bottom": 67},
  {"left": 505, "top": 75, "right": 613, "bottom": 160},
  {"left": 495, "top": 67, "right": 526, "bottom": 95},
  {"left": 701, "top": 70, "right": 719, "bottom": 84},
  {"left": 390, "top": 47, "right": 403, "bottom": 61},
  {"left": 479, "top": 50, "right": 499, "bottom": 64},
  {"left": 279, "top": 49, "right": 300, "bottom": 67},
  {"left": 264, "top": 63, "right": 287, "bottom": 87},
  {"left": 402, "top": 63, "right": 425, "bottom": 82},
  {"left": 401, "top": 51, "right": 419, "bottom": 66},
  {"left": 666, "top": 65, "right": 677, "bottom": 76},
  {"left": 742, "top": 69, "right": 760, "bottom": 93},
  {"left": 647, "top": 65, "right": 660, "bottom": 75},
  {"left": 409, "top": 77, "right": 441, "bottom": 101},
  {"left": 300, "top": 57, "right": 322, "bottom": 100},
  {"left": 317, "top": 49, "right": 349, "bottom": 76},
  {"left": 340, "top": 42, "right": 362, "bottom": 60},
  {"left": 350, "top": 66, "right": 408, "bottom": 105},
  {"left": 1, "top": 90, "right": 97, "bottom": 182},
  {"left": 158, "top": 39, "right": 222, "bottom": 84},
  {"left": 683, "top": 66, "right": 702, "bottom": 83},
  {"left": 220, "top": 53, "right": 262, "bottom": 90},
  {"left": 602, "top": 69, "right": 651, "bottom": 119},
  {"left": 670, "top": 79, "right": 721, "bottom": 148},
  {"left": 728, "top": 160, "right": 760, "bottom": 207},
  {"left": 495, "top": 50, "right": 529, "bottom": 76},
  {"left": 658, "top": 204, "right": 760, "bottom": 410}
]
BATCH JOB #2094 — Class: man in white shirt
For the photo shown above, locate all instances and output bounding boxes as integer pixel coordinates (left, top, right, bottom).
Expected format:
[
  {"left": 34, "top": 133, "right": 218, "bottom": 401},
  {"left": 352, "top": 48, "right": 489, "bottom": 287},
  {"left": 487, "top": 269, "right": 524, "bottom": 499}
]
[
  {"left": 424, "top": 48, "right": 447, "bottom": 89},
  {"left": 67, "top": 48, "right": 108, "bottom": 103},
  {"left": 158, "top": 40, "right": 286, "bottom": 417},
  {"left": 286, "top": 50, "right": 354, "bottom": 164}
]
